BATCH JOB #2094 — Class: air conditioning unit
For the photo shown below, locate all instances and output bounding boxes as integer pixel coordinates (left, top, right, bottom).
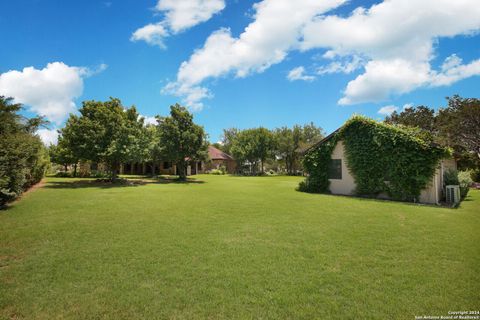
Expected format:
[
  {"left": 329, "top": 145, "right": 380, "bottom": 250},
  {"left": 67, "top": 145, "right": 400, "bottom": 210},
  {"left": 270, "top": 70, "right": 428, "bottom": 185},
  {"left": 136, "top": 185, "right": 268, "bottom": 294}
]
[{"left": 446, "top": 185, "right": 461, "bottom": 205}]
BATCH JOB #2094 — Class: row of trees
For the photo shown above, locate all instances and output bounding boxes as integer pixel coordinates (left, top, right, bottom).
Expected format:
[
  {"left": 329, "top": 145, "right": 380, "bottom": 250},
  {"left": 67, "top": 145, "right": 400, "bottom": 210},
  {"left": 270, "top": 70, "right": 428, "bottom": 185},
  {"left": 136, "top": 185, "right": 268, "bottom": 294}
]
[
  {"left": 0, "top": 96, "right": 50, "bottom": 206},
  {"left": 52, "top": 99, "right": 207, "bottom": 181},
  {"left": 385, "top": 95, "right": 480, "bottom": 171},
  {"left": 217, "top": 123, "right": 324, "bottom": 175}
]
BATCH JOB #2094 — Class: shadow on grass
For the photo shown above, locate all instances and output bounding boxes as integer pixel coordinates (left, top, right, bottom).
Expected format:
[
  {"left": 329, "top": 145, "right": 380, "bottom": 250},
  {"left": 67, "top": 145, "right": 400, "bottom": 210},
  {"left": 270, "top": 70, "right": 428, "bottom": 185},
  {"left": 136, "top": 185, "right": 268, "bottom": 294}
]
[
  {"left": 296, "top": 189, "right": 459, "bottom": 210},
  {"left": 44, "top": 176, "right": 205, "bottom": 190}
]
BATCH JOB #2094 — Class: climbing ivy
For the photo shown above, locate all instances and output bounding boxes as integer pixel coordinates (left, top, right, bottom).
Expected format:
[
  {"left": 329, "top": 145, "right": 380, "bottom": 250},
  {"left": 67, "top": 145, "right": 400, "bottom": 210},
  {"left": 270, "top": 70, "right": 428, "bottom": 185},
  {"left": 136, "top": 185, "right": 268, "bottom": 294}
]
[{"left": 299, "top": 116, "right": 449, "bottom": 202}]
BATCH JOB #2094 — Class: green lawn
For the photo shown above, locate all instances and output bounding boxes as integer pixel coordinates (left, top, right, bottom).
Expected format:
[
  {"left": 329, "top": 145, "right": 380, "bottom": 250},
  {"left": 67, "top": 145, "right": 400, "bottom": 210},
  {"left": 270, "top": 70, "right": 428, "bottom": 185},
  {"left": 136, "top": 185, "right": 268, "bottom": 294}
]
[{"left": 1, "top": 175, "right": 479, "bottom": 319}]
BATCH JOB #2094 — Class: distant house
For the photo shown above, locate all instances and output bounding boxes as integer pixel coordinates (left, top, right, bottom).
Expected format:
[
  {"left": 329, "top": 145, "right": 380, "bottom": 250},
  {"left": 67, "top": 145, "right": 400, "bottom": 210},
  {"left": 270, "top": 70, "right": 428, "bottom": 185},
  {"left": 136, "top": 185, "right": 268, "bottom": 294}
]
[
  {"left": 204, "top": 146, "right": 237, "bottom": 174},
  {"left": 302, "top": 118, "right": 456, "bottom": 204},
  {"left": 111, "top": 145, "right": 236, "bottom": 176}
]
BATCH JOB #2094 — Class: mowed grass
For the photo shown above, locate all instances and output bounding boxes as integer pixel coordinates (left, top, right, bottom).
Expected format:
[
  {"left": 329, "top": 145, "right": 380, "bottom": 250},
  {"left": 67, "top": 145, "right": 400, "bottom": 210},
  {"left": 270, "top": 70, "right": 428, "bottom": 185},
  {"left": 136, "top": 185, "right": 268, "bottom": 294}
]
[{"left": 1, "top": 175, "right": 479, "bottom": 319}]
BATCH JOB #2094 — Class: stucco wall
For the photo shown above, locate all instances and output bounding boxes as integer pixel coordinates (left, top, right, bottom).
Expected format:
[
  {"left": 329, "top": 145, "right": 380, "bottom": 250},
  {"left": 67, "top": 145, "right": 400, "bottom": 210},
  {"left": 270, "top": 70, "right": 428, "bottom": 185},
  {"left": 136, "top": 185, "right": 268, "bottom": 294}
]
[{"left": 329, "top": 141, "right": 356, "bottom": 195}]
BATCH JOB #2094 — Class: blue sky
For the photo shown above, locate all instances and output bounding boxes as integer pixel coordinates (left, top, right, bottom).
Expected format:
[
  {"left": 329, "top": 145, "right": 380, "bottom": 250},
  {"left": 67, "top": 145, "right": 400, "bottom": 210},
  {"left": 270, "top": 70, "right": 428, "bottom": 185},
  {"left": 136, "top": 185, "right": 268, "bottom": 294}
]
[{"left": 1, "top": 0, "right": 479, "bottom": 144}]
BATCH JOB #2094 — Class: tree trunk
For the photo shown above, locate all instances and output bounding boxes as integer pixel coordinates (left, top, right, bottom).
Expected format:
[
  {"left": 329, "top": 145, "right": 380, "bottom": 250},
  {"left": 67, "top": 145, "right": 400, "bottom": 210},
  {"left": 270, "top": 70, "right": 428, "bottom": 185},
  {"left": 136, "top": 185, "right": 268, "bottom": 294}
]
[
  {"left": 111, "top": 161, "right": 119, "bottom": 181},
  {"left": 261, "top": 159, "right": 264, "bottom": 174},
  {"left": 73, "top": 163, "right": 77, "bottom": 177},
  {"left": 177, "top": 160, "right": 187, "bottom": 181},
  {"left": 151, "top": 163, "right": 156, "bottom": 176},
  {"left": 64, "top": 164, "right": 68, "bottom": 172}
]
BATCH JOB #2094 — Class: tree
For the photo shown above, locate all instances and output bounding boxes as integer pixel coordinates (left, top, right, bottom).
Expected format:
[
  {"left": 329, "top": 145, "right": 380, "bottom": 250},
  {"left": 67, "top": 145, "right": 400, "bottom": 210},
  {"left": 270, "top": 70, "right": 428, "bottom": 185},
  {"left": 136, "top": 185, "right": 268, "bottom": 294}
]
[
  {"left": 220, "top": 128, "right": 239, "bottom": 155},
  {"left": 231, "top": 127, "right": 275, "bottom": 174},
  {"left": 0, "top": 96, "right": 49, "bottom": 206},
  {"left": 60, "top": 98, "right": 145, "bottom": 180},
  {"left": 385, "top": 106, "right": 436, "bottom": 132},
  {"left": 157, "top": 104, "right": 207, "bottom": 180},
  {"left": 437, "top": 95, "right": 480, "bottom": 160},
  {"left": 274, "top": 123, "right": 324, "bottom": 175}
]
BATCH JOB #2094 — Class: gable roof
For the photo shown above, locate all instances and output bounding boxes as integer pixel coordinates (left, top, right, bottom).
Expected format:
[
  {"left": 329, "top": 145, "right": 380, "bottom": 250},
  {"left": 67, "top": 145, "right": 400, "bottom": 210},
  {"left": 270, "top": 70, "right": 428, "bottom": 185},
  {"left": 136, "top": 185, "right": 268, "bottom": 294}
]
[
  {"left": 208, "top": 146, "right": 234, "bottom": 160},
  {"left": 298, "top": 128, "right": 340, "bottom": 154}
]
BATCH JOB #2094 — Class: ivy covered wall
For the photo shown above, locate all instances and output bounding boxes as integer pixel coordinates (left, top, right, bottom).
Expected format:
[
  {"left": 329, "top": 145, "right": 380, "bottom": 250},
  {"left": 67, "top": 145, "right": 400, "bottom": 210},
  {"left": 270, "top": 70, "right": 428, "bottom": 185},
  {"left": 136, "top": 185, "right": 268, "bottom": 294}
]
[{"left": 299, "top": 116, "right": 449, "bottom": 202}]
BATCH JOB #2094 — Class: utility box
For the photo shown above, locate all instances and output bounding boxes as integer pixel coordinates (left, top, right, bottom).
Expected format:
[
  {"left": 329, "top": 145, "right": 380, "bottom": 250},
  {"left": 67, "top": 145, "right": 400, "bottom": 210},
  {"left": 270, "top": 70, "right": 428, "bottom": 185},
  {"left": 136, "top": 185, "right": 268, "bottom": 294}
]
[{"left": 446, "top": 185, "right": 461, "bottom": 205}]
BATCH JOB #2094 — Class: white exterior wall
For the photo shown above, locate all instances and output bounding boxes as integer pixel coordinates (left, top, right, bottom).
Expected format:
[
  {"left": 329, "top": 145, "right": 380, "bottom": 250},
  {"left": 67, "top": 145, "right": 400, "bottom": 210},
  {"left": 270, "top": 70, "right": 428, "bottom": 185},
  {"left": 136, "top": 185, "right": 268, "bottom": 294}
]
[{"left": 329, "top": 141, "right": 356, "bottom": 195}]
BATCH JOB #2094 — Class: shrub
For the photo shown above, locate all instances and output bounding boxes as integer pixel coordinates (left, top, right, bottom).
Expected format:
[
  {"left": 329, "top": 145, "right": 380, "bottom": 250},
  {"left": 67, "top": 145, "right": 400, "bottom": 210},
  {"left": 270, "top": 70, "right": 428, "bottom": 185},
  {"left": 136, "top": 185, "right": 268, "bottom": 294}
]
[
  {"left": 443, "top": 168, "right": 459, "bottom": 186},
  {"left": 55, "top": 171, "right": 72, "bottom": 178},
  {"left": 209, "top": 169, "right": 224, "bottom": 175},
  {"left": 471, "top": 169, "right": 480, "bottom": 182},
  {"left": 458, "top": 171, "right": 473, "bottom": 199}
]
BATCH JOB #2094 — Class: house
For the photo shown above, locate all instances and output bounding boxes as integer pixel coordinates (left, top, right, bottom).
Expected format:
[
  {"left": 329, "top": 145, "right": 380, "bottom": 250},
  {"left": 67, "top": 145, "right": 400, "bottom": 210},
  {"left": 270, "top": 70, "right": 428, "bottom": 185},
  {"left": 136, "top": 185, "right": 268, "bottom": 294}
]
[
  {"left": 301, "top": 117, "right": 456, "bottom": 204},
  {"left": 112, "top": 145, "right": 235, "bottom": 176},
  {"left": 204, "top": 146, "right": 237, "bottom": 174}
]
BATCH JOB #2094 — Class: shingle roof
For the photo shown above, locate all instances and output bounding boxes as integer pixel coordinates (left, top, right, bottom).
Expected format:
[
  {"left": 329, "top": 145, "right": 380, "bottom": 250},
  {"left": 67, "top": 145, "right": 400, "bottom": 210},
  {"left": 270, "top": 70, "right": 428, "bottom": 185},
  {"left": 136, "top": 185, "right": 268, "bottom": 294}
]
[{"left": 208, "top": 146, "right": 234, "bottom": 160}]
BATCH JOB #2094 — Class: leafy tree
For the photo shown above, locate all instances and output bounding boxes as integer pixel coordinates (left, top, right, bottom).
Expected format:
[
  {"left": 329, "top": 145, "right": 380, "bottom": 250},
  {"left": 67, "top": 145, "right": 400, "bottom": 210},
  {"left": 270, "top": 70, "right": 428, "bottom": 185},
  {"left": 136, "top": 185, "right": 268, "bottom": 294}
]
[
  {"left": 437, "top": 95, "right": 480, "bottom": 160},
  {"left": 275, "top": 123, "right": 324, "bottom": 175},
  {"left": 157, "top": 104, "right": 207, "bottom": 180},
  {"left": 220, "top": 128, "right": 239, "bottom": 155},
  {"left": 49, "top": 132, "right": 78, "bottom": 175},
  {"left": 0, "top": 96, "right": 49, "bottom": 206},
  {"left": 60, "top": 98, "right": 146, "bottom": 180},
  {"left": 385, "top": 106, "right": 436, "bottom": 132},
  {"left": 231, "top": 127, "right": 275, "bottom": 174},
  {"left": 385, "top": 96, "right": 480, "bottom": 169}
]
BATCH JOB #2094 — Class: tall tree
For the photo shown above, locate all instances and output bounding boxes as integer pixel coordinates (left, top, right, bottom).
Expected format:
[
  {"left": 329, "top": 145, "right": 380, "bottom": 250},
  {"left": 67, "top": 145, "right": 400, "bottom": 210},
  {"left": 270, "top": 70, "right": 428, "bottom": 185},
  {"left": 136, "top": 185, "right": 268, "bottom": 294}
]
[
  {"left": 231, "top": 127, "right": 275, "bottom": 174},
  {"left": 437, "top": 95, "right": 480, "bottom": 160},
  {"left": 274, "top": 123, "right": 324, "bottom": 175},
  {"left": 385, "top": 106, "right": 437, "bottom": 132},
  {"left": 60, "top": 98, "right": 145, "bottom": 180},
  {"left": 220, "top": 128, "right": 239, "bottom": 155},
  {"left": 0, "top": 96, "right": 49, "bottom": 206},
  {"left": 157, "top": 104, "right": 207, "bottom": 180}
]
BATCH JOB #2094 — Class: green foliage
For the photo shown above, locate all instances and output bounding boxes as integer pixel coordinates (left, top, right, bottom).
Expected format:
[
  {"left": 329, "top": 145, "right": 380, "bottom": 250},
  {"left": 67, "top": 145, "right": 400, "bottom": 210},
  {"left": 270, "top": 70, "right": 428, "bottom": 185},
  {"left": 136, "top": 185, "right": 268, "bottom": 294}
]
[
  {"left": 59, "top": 98, "right": 147, "bottom": 179},
  {"left": 458, "top": 171, "right": 473, "bottom": 199},
  {"left": 298, "top": 135, "right": 338, "bottom": 193},
  {"left": 208, "top": 169, "right": 225, "bottom": 175},
  {"left": 299, "top": 116, "right": 449, "bottom": 201},
  {"left": 443, "top": 168, "right": 459, "bottom": 186},
  {"left": 275, "top": 123, "right": 324, "bottom": 175},
  {"left": 0, "top": 96, "right": 49, "bottom": 206},
  {"left": 157, "top": 104, "right": 208, "bottom": 180},
  {"left": 230, "top": 127, "right": 276, "bottom": 174}
]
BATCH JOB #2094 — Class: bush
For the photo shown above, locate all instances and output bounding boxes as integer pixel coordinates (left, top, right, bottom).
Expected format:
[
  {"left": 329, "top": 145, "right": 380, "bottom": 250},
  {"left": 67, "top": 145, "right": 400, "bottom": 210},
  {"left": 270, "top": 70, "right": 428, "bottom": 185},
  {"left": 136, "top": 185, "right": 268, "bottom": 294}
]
[
  {"left": 471, "top": 169, "right": 480, "bottom": 182},
  {"left": 443, "top": 168, "right": 459, "bottom": 186},
  {"left": 209, "top": 169, "right": 224, "bottom": 175},
  {"left": 458, "top": 171, "right": 473, "bottom": 199},
  {"left": 55, "top": 171, "right": 72, "bottom": 178}
]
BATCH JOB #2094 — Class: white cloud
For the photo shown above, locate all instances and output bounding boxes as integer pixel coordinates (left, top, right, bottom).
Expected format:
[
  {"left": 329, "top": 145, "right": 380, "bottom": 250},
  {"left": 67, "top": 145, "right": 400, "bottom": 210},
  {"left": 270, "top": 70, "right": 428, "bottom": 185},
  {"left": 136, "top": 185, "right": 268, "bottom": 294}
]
[
  {"left": 402, "top": 103, "right": 414, "bottom": 110},
  {"left": 430, "top": 56, "right": 480, "bottom": 87},
  {"left": 132, "top": 0, "right": 225, "bottom": 48},
  {"left": 156, "top": 0, "right": 225, "bottom": 33},
  {"left": 130, "top": 23, "right": 168, "bottom": 48},
  {"left": 317, "top": 55, "right": 364, "bottom": 75},
  {"left": 164, "top": 0, "right": 346, "bottom": 108},
  {"left": 0, "top": 62, "right": 99, "bottom": 124},
  {"left": 162, "top": 82, "right": 212, "bottom": 111},
  {"left": 139, "top": 115, "right": 158, "bottom": 126},
  {"left": 36, "top": 128, "right": 59, "bottom": 146},
  {"left": 287, "top": 66, "right": 315, "bottom": 82},
  {"left": 162, "top": 0, "right": 480, "bottom": 108},
  {"left": 300, "top": 0, "right": 480, "bottom": 104},
  {"left": 378, "top": 105, "right": 398, "bottom": 116},
  {"left": 338, "top": 59, "right": 431, "bottom": 105}
]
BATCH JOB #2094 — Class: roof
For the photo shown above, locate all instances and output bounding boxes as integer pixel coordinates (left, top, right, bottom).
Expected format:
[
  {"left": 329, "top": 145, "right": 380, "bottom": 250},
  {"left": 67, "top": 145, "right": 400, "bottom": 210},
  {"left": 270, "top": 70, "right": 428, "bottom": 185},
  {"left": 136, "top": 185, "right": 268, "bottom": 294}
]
[
  {"left": 208, "top": 146, "right": 234, "bottom": 160},
  {"left": 298, "top": 128, "right": 340, "bottom": 154}
]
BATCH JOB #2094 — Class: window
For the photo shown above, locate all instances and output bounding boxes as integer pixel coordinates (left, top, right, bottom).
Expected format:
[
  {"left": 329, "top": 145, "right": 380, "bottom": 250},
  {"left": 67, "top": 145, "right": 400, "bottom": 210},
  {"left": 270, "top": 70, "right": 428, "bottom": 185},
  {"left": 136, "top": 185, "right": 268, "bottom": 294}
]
[
  {"left": 328, "top": 159, "right": 342, "bottom": 180},
  {"left": 163, "top": 161, "right": 171, "bottom": 169}
]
